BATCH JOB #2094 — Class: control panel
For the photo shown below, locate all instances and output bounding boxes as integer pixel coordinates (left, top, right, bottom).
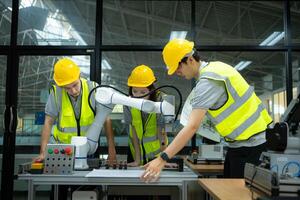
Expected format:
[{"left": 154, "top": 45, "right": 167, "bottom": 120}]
[{"left": 44, "top": 144, "right": 75, "bottom": 174}]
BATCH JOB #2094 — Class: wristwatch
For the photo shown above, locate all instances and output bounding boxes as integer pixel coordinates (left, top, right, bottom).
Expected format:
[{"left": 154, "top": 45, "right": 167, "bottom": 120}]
[{"left": 160, "top": 152, "right": 170, "bottom": 161}]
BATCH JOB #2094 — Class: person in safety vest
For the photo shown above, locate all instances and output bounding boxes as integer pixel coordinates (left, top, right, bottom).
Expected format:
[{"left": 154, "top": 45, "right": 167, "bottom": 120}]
[
  {"left": 141, "top": 39, "right": 273, "bottom": 182},
  {"left": 124, "top": 65, "right": 168, "bottom": 167},
  {"left": 34, "top": 58, "right": 116, "bottom": 163}
]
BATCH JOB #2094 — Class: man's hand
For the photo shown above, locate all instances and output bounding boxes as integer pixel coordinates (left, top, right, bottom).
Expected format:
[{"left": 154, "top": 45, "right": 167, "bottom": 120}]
[{"left": 140, "top": 157, "right": 166, "bottom": 183}]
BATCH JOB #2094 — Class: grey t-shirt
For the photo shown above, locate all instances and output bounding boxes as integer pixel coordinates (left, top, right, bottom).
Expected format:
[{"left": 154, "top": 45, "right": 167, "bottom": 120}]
[{"left": 191, "top": 62, "right": 266, "bottom": 147}]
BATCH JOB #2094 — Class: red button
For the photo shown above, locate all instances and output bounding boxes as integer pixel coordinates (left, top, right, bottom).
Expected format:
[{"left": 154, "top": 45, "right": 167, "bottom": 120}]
[
  {"left": 54, "top": 149, "right": 59, "bottom": 154},
  {"left": 65, "top": 147, "right": 72, "bottom": 155}
]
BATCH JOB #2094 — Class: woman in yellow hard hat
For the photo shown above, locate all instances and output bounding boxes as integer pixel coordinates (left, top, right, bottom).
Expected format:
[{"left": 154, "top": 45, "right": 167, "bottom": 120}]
[
  {"left": 141, "top": 38, "right": 272, "bottom": 182},
  {"left": 124, "top": 65, "right": 168, "bottom": 167}
]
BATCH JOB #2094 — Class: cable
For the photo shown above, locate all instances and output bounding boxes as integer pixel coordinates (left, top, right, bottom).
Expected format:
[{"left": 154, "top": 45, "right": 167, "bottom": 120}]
[
  {"left": 249, "top": 168, "right": 258, "bottom": 200},
  {"left": 87, "top": 85, "right": 128, "bottom": 115}
]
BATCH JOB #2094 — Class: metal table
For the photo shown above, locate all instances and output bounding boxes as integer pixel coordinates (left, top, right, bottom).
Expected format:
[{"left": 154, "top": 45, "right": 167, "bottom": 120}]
[{"left": 18, "top": 167, "right": 198, "bottom": 200}]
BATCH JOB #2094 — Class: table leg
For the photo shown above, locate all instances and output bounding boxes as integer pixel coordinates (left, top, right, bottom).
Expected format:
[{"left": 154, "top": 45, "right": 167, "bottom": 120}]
[
  {"left": 54, "top": 185, "right": 59, "bottom": 200},
  {"left": 181, "top": 181, "right": 187, "bottom": 200},
  {"left": 28, "top": 180, "right": 35, "bottom": 200},
  {"left": 102, "top": 185, "right": 108, "bottom": 200}
]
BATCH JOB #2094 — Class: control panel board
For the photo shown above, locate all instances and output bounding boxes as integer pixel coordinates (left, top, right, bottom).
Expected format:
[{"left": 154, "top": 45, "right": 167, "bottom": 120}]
[{"left": 44, "top": 144, "right": 75, "bottom": 174}]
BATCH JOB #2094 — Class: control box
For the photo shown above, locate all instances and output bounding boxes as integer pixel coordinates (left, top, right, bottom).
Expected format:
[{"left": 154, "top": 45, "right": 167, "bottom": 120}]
[{"left": 44, "top": 144, "right": 75, "bottom": 174}]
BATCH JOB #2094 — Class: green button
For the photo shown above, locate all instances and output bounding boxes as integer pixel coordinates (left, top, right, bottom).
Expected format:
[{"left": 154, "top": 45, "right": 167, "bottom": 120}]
[{"left": 48, "top": 149, "right": 53, "bottom": 154}]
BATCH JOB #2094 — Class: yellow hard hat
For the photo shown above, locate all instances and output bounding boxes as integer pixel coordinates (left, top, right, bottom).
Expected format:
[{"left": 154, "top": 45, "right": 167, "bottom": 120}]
[
  {"left": 127, "top": 65, "right": 156, "bottom": 87},
  {"left": 53, "top": 58, "right": 80, "bottom": 86},
  {"left": 162, "top": 38, "right": 194, "bottom": 75}
]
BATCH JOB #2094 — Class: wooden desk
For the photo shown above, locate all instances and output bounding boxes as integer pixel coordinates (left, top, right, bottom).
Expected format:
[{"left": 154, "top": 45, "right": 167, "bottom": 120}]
[
  {"left": 185, "top": 160, "right": 224, "bottom": 176},
  {"left": 198, "top": 179, "right": 260, "bottom": 200}
]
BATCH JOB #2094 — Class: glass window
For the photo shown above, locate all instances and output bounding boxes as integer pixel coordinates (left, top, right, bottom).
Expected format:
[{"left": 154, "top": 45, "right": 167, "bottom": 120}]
[
  {"left": 0, "top": 55, "right": 7, "bottom": 146},
  {"left": 291, "top": 1, "right": 300, "bottom": 45},
  {"left": 0, "top": 0, "right": 12, "bottom": 45},
  {"left": 102, "top": 0, "right": 192, "bottom": 45},
  {"left": 16, "top": 55, "right": 90, "bottom": 146},
  {"left": 17, "top": 0, "right": 96, "bottom": 45},
  {"left": 101, "top": 51, "right": 191, "bottom": 146},
  {"left": 195, "top": 1, "right": 284, "bottom": 45},
  {"left": 292, "top": 51, "right": 300, "bottom": 98}
]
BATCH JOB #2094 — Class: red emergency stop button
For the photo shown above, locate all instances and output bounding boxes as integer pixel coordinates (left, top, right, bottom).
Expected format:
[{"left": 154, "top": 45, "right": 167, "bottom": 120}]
[
  {"left": 65, "top": 147, "right": 72, "bottom": 155},
  {"left": 54, "top": 149, "right": 59, "bottom": 154}
]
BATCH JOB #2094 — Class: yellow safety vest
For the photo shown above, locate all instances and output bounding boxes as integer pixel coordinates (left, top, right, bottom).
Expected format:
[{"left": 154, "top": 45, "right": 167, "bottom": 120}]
[
  {"left": 129, "top": 108, "right": 161, "bottom": 164},
  {"left": 52, "top": 78, "right": 96, "bottom": 144},
  {"left": 199, "top": 61, "right": 272, "bottom": 141}
]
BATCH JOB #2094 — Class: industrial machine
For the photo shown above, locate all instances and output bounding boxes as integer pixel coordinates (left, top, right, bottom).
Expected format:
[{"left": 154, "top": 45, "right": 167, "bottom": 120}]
[
  {"left": 244, "top": 94, "right": 300, "bottom": 199},
  {"left": 71, "top": 86, "right": 175, "bottom": 170},
  {"left": 187, "top": 144, "right": 224, "bottom": 164},
  {"left": 262, "top": 93, "right": 300, "bottom": 177}
]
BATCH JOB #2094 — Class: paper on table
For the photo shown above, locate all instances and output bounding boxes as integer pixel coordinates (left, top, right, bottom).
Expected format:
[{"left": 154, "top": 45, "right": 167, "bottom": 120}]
[
  {"left": 86, "top": 169, "right": 144, "bottom": 178},
  {"left": 180, "top": 88, "right": 220, "bottom": 142}
]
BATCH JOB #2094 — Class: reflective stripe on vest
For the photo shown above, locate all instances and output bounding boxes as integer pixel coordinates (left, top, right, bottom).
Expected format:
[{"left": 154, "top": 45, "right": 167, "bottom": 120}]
[
  {"left": 52, "top": 78, "right": 95, "bottom": 144},
  {"left": 200, "top": 61, "right": 272, "bottom": 141},
  {"left": 129, "top": 108, "right": 160, "bottom": 163}
]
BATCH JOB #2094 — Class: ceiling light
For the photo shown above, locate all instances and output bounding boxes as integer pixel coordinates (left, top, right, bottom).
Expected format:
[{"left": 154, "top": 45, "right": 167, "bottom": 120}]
[
  {"left": 234, "top": 61, "right": 252, "bottom": 71},
  {"left": 259, "top": 31, "right": 284, "bottom": 46},
  {"left": 169, "top": 31, "right": 187, "bottom": 40}
]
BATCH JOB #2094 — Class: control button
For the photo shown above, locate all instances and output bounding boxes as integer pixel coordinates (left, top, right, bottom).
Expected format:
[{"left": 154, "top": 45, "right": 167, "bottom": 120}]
[
  {"left": 60, "top": 149, "right": 65, "bottom": 154},
  {"left": 54, "top": 149, "right": 59, "bottom": 154},
  {"left": 48, "top": 149, "right": 53, "bottom": 154},
  {"left": 65, "top": 147, "right": 72, "bottom": 155}
]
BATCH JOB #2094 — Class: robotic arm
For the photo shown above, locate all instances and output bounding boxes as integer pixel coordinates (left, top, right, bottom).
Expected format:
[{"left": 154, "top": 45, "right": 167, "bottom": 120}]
[
  {"left": 95, "top": 87, "right": 175, "bottom": 116},
  {"left": 71, "top": 87, "right": 175, "bottom": 170}
]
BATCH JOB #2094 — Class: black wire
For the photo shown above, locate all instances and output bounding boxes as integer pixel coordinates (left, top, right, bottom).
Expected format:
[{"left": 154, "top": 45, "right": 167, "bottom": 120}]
[
  {"left": 87, "top": 85, "right": 128, "bottom": 115},
  {"left": 249, "top": 168, "right": 257, "bottom": 200},
  {"left": 87, "top": 85, "right": 182, "bottom": 121}
]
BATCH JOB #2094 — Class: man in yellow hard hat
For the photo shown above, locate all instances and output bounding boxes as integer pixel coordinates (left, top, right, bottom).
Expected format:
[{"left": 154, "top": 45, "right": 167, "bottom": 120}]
[
  {"left": 141, "top": 39, "right": 272, "bottom": 181},
  {"left": 124, "top": 65, "right": 168, "bottom": 167},
  {"left": 34, "top": 58, "right": 116, "bottom": 163}
]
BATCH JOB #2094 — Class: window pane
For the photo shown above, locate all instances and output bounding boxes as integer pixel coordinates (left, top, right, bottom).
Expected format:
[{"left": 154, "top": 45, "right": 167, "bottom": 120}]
[
  {"left": 103, "top": 0, "right": 192, "bottom": 45},
  {"left": 17, "top": 0, "right": 96, "bottom": 45},
  {"left": 291, "top": 1, "right": 300, "bottom": 45},
  {"left": 195, "top": 1, "right": 284, "bottom": 45},
  {"left": 292, "top": 51, "right": 300, "bottom": 98},
  {"left": 16, "top": 55, "right": 90, "bottom": 146},
  {"left": 0, "top": 55, "right": 7, "bottom": 146},
  {"left": 199, "top": 51, "right": 285, "bottom": 94},
  {"left": 0, "top": 0, "right": 12, "bottom": 44}
]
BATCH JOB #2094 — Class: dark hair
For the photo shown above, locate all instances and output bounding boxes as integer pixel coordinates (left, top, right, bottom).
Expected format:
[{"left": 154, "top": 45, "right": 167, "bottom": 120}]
[
  {"left": 179, "top": 49, "right": 200, "bottom": 64},
  {"left": 128, "top": 84, "right": 159, "bottom": 101}
]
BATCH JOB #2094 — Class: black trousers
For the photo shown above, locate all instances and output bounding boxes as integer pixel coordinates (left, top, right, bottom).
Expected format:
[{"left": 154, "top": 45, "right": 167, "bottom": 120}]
[{"left": 223, "top": 142, "right": 267, "bottom": 178}]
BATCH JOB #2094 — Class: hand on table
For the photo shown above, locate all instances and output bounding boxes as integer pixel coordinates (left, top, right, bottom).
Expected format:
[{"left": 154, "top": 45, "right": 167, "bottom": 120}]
[{"left": 140, "top": 157, "right": 166, "bottom": 183}]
